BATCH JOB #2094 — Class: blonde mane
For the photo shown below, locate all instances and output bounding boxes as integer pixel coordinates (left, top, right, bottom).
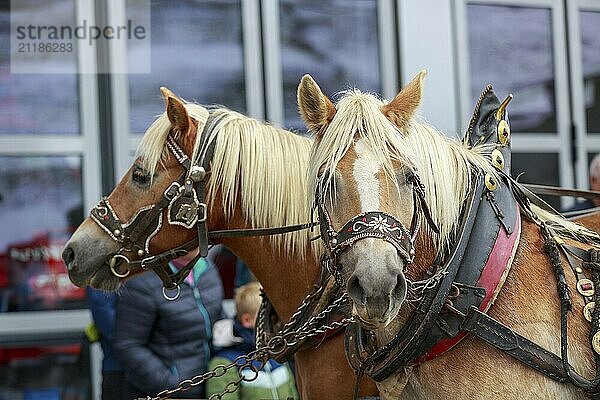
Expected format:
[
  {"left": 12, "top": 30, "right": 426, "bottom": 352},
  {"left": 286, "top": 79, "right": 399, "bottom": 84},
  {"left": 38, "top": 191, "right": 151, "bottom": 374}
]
[
  {"left": 308, "top": 90, "right": 499, "bottom": 251},
  {"left": 136, "top": 103, "right": 314, "bottom": 258}
]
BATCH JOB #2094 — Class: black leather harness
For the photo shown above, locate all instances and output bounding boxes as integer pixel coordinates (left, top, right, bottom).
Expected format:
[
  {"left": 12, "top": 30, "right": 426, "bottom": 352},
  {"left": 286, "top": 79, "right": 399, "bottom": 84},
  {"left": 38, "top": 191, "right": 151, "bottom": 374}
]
[{"left": 318, "top": 86, "right": 600, "bottom": 397}]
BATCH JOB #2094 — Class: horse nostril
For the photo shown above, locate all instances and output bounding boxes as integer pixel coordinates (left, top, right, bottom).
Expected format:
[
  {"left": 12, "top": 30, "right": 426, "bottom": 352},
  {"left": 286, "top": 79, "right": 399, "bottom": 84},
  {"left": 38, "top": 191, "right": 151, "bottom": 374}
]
[
  {"left": 62, "top": 246, "right": 75, "bottom": 270},
  {"left": 347, "top": 275, "right": 366, "bottom": 306}
]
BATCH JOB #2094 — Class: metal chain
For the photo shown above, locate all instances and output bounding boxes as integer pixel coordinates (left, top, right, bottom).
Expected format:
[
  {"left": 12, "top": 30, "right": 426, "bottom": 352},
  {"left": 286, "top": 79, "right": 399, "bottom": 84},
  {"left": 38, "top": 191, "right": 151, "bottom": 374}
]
[{"left": 143, "top": 295, "right": 354, "bottom": 400}]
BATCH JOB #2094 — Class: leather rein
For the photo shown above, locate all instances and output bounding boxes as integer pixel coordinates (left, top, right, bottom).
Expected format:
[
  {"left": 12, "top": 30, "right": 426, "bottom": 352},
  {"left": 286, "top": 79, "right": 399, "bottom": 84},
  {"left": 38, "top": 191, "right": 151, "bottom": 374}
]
[{"left": 90, "top": 125, "right": 316, "bottom": 300}]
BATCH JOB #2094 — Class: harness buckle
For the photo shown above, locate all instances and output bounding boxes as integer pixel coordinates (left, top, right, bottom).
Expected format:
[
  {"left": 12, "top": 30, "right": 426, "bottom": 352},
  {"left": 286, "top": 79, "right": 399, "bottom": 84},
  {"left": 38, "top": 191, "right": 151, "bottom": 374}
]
[{"left": 198, "top": 203, "right": 207, "bottom": 223}]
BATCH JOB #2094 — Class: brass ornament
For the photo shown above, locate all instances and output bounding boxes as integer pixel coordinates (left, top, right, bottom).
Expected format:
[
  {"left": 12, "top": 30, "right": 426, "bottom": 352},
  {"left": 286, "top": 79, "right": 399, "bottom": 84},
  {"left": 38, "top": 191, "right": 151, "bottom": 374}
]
[
  {"left": 485, "top": 173, "right": 497, "bottom": 191},
  {"left": 498, "top": 120, "right": 510, "bottom": 145},
  {"left": 491, "top": 149, "right": 505, "bottom": 170},
  {"left": 584, "top": 302, "right": 595, "bottom": 323},
  {"left": 495, "top": 94, "right": 514, "bottom": 121},
  {"left": 593, "top": 331, "right": 600, "bottom": 355},
  {"left": 577, "top": 278, "right": 595, "bottom": 297}
]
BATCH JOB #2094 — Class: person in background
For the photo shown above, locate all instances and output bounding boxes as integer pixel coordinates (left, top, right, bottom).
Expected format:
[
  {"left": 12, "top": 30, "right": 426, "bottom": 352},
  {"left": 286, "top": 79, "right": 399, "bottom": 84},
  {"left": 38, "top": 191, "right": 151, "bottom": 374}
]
[
  {"left": 114, "top": 249, "right": 223, "bottom": 399},
  {"left": 207, "top": 281, "right": 298, "bottom": 400},
  {"left": 564, "top": 153, "right": 600, "bottom": 212},
  {"left": 86, "top": 288, "right": 127, "bottom": 400}
]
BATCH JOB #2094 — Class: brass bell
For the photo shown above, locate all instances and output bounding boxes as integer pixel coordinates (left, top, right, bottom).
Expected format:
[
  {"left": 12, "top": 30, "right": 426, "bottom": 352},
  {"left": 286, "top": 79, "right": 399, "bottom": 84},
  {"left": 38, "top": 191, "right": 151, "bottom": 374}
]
[
  {"left": 498, "top": 120, "right": 510, "bottom": 145},
  {"left": 491, "top": 149, "right": 505, "bottom": 170},
  {"left": 189, "top": 166, "right": 206, "bottom": 182},
  {"left": 485, "top": 173, "right": 497, "bottom": 191}
]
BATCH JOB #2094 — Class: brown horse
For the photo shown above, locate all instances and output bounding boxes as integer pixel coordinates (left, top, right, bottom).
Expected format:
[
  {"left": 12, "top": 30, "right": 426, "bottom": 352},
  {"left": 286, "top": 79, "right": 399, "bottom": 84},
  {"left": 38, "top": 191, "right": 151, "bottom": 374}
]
[
  {"left": 297, "top": 71, "right": 598, "bottom": 399},
  {"left": 62, "top": 88, "right": 377, "bottom": 399}
]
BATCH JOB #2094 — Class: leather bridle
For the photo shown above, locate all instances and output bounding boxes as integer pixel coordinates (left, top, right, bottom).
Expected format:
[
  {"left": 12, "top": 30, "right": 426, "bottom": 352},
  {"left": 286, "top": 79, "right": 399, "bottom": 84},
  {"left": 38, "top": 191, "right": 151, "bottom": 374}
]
[
  {"left": 315, "top": 172, "right": 439, "bottom": 286},
  {"left": 90, "top": 120, "right": 316, "bottom": 299}
]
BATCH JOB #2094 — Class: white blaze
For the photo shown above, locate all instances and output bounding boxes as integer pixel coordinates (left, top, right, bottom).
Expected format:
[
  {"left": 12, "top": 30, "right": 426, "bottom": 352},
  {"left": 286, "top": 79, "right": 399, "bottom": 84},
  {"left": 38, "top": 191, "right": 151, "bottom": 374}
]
[{"left": 353, "top": 139, "right": 381, "bottom": 212}]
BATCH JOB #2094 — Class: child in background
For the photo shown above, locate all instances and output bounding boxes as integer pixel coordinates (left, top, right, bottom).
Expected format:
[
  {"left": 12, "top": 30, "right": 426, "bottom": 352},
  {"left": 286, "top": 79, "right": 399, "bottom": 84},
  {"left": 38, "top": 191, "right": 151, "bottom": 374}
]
[{"left": 207, "top": 281, "right": 298, "bottom": 400}]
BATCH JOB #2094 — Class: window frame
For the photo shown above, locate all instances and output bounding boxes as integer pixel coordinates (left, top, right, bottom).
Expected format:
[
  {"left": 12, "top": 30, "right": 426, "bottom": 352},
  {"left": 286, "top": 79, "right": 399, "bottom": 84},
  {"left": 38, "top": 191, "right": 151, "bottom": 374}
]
[{"left": 454, "top": 0, "right": 574, "bottom": 208}]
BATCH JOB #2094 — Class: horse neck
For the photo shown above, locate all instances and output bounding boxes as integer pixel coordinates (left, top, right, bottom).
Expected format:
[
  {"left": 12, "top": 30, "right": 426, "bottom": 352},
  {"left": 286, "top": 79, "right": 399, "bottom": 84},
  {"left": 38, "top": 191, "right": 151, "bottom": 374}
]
[{"left": 219, "top": 218, "right": 318, "bottom": 322}]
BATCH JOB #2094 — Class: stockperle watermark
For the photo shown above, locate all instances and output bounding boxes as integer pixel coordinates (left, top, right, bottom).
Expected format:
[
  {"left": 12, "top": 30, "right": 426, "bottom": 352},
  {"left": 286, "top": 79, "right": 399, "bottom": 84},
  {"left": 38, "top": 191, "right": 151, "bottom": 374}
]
[{"left": 11, "top": 0, "right": 150, "bottom": 74}]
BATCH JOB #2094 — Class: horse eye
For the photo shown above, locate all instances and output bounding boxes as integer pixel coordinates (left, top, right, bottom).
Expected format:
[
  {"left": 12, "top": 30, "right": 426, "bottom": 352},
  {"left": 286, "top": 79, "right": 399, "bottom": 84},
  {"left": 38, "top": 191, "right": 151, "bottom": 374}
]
[
  {"left": 404, "top": 170, "right": 416, "bottom": 184},
  {"left": 132, "top": 167, "right": 151, "bottom": 186}
]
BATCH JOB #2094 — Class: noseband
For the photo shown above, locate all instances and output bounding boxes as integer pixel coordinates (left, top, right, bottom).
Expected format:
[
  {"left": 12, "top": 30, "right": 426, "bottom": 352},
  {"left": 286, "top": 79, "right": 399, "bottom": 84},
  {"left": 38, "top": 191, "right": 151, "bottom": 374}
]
[{"left": 315, "top": 173, "right": 439, "bottom": 285}]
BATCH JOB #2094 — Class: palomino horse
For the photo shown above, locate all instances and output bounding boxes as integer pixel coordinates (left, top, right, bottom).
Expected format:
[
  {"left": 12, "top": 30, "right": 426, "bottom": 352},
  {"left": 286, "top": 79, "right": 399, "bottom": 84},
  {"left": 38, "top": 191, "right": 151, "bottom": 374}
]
[
  {"left": 62, "top": 88, "right": 377, "bottom": 399},
  {"left": 297, "top": 71, "right": 599, "bottom": 399}
]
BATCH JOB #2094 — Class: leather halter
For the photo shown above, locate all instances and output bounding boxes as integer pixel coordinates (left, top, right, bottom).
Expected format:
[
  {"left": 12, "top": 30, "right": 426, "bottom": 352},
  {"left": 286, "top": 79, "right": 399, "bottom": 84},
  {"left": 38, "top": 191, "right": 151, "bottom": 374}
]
[
  {"left": 315, "top": 172, "right": 439, "bottom": 285},
  {"left": 90, "top": 118, "right": 316, "bottom": 298},
  {"left": 90, "top": 132, "right": 217, "bottom": 293}
]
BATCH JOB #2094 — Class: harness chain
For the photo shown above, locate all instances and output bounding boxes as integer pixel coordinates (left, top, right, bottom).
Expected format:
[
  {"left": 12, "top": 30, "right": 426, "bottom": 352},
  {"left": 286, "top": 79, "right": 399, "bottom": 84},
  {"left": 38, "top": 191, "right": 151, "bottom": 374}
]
[{"left": 143, "top": 293, "right": 354, "bottom": 400}]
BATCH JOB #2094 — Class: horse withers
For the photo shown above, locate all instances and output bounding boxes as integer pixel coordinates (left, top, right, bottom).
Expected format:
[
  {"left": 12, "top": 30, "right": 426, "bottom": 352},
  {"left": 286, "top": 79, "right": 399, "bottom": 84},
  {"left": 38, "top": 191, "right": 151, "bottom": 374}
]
[
  {"left": 62, "top": 88, "right": 378, "bottom": 399},
  {"left": 298, "top": 71, "right": 598, "bottom": 399}
]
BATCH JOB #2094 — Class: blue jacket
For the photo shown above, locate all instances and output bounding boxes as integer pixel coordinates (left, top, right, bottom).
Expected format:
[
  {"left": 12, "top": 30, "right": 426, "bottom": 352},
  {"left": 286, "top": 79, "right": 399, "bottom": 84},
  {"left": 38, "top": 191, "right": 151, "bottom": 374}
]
[
  {"left": 86, "top": 287, "right": 123, "bottom": 373},
  {"left": 114, "top": 259, "right": 223, "bottom": 398}
]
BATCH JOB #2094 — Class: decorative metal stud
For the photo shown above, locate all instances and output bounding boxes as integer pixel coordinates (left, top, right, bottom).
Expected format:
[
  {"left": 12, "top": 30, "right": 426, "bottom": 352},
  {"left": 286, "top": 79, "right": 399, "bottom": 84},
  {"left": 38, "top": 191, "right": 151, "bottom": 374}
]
[
  {"left": 185, "top": 179, "right": 192, "bottom": 186},
  {"left": 576, "top": 267, "right": 583, "bottom": 274},
  {"left": 137, "top": 249, "right": 145, "bottom": 257},
  {"left": 491, "top": 149, "right": 505, "bottom": 170},
  {"left": 498, "top": 120, "right": 510, "bottom": 145},
  {"left": 593, "top": 331, "right": 600, "bottom": 355},
  {"left": 190, "top": 166, "right": 206, "bottom": 182},
  {"left": 577, "top": 278, "right": 595, "bottom": 297},
  {"left": 485, "top": 173, "right": 497, "bottom": 191},
  {"left": 114, "top": 229, "right": 121, "bottom": 236},
  {"left": 584, "top": 302, "right": 595, "bottom": 323}
]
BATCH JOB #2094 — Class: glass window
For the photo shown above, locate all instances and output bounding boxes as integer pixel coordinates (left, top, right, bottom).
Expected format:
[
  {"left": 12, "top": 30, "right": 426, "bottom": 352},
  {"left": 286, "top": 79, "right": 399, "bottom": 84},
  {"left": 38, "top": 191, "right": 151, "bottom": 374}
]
[
  {"left": 0, "top": 0, "right": 79, "bottom": 135},
  {"left": 467, "top": 4, "right": 556, "bottom": 133},
  {"left": 128, "top": 0, "right": 245, "bottom": 134},
  {"left": 580, "top": 11, "right": 600, "bottom": 134},
  {"left": 280, "top": 0, "right": 381, "bottom": 131},
  {"left": 0, "top": 156, "right": 86, "bottom": 312},
  {"left": 512, "top": 152, "right": 559, "bottom": 210}
]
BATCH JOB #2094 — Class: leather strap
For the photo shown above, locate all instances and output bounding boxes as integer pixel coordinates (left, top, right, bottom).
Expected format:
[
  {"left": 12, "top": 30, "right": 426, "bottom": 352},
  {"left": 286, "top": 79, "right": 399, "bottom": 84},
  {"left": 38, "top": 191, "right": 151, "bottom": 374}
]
[
  {"left": 524, "top": 183, "right": 600, "bottom": 201},
  {"left": 462, "top": 306, "right": 599, "bottom": 393}
]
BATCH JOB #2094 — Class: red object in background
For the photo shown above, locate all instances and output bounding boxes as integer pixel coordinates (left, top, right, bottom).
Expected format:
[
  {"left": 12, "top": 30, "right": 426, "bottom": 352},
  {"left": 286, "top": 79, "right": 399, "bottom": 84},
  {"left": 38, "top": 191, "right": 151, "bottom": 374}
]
[
  {"left": 0, "top": 344, "right": 81, "bottom": 364},
  {"left": 0, "top": 254, "right": 8, "bottom": 288},
  {"left": 4, "top": 229, "right": 85, "bottom": 310}
]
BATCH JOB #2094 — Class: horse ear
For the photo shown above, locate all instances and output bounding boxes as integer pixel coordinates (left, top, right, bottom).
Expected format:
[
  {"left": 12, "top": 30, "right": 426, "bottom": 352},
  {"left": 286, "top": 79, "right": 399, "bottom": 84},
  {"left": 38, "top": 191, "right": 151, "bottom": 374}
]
[
  {"left": 160, "top": 87, "right": 197, "bottom": 154},
  {"left": 160, "top": 86, "right": 190, "bottom": 137},
  {"left": 382, "top": 70, "right": 426, "bottom": 132},
  {"left": 297, "top": 74, "right": 336, "bottom": 137}
]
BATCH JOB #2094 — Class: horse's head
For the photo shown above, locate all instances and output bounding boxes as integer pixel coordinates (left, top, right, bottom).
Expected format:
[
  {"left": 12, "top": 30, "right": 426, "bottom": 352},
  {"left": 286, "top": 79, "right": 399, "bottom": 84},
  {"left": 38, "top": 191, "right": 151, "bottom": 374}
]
[
  {"left": 63, "top": 88, "right": 210, "bottom": 291},
  {"left": 299, "top": 71, "right": 434, "bottom": 328}
]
